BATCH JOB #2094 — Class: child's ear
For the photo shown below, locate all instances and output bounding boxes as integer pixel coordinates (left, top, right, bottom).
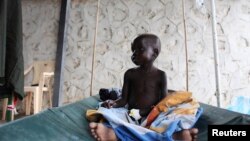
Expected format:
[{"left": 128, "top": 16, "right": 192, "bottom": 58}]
[{"left": 153, "top": 49, "right": 159, "bottom": 58}]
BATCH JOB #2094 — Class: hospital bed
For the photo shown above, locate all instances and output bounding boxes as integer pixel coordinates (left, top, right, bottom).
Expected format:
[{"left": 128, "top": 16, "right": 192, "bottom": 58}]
[{"left": 0, "top": 95, "right": 249, "bottom": 141}]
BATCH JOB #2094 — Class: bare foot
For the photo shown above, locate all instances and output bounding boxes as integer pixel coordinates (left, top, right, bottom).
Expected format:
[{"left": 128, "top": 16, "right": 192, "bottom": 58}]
[
  {"left": 89, "top": 122, "right": 118, "bottom": 141},
  {"left": 89, "top": 122, "right": 197, "bottom": 141},
  {"left": 173, "top": 128, "right": 198, "bottom": 141}
]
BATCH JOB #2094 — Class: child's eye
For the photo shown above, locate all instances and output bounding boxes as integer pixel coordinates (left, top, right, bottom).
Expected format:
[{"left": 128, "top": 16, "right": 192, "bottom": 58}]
[{"left": 140, "top": 48, "right": 145, "bottom": 51}]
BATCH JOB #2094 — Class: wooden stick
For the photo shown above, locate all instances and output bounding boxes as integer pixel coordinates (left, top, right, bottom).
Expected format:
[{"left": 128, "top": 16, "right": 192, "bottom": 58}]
[
  {"left": 211, "top": 0, "right": 221, "bottom": 107},
  {"left": 182, "top": 0, "right": 189, "bottom": 91},
  {"left": 90, "top": 0, "right": 100, "bottom": 96}
]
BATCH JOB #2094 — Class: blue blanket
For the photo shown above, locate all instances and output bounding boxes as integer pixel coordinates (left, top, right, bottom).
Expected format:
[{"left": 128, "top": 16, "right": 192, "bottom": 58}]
[{"left": 86, "top": 92, "right": 203, "bottom": 141}]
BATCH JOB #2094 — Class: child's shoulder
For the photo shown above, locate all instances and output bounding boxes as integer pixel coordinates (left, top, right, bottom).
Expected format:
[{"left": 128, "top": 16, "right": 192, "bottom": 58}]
[
  {"left": 125, "top": 68, "right": 138, "bottom": 74},
  {"left": 123, "top": 68, "right": 138, "bottom": 79},
  {"left": 155, "top": 68, "right": 167, "bottom": 76}
]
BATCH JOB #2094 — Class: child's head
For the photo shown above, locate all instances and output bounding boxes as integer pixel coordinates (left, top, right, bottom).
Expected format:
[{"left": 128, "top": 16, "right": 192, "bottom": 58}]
[{"left": 131, "top": 34, "right": 161, "bottom": 66}]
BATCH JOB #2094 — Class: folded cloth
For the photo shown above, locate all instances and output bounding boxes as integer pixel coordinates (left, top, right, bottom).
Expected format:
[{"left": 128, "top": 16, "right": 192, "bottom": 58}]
[{"left": 86, "top": 91, "right": 203, "bottom": 141}]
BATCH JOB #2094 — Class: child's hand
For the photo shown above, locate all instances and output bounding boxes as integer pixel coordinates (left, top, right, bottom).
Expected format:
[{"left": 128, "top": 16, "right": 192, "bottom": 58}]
[{"left": 101, "top": 100, "right": 117, "bottom": 108}]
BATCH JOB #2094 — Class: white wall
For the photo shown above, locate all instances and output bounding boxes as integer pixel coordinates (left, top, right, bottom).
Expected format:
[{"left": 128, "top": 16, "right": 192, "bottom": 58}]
[{"left": 22, "top": 0, "right": 250, "bottom": 107}]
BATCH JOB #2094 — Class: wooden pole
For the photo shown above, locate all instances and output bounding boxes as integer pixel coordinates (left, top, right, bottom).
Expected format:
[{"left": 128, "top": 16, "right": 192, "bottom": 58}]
[
  {"left": 182, "top": 0, "right": 189, "bottom": 91},
  {"left": 53, "top": 0, "right": 71, "bottom": 107},
  {"left": 90, "top": 0, "right": 100, "bottom": 96},
  {"left": 211, "top": 0, "right": 221, "bottom": 107}
]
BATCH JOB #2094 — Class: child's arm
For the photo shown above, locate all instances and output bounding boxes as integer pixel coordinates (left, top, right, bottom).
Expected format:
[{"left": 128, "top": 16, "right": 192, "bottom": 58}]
[
  {"left": 112, "top": 70, "right": 131, "bottom": 107},
  {"left": 160, "top": 71, "right": 167, "bottom": 100},
  {"left": 102, "top": 70, "right": 131, "bottom": 108}
]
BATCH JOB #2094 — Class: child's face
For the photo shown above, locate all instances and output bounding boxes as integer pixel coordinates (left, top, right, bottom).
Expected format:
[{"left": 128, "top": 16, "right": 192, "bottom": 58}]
[{"left": 131, "top": 38, "right": 156, "bottom": 66}]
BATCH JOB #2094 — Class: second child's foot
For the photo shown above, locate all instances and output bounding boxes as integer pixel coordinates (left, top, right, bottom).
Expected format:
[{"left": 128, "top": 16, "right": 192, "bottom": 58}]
[
  {"left": 173, "top": 128, "right": 198, "bottom": 141},
  {"left": 89, "top": 122, "right": 118, "bottom": 141}
]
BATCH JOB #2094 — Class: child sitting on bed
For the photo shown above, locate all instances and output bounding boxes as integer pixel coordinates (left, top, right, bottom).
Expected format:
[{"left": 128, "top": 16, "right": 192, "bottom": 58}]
[{"left": 89, "top": 34, "right": 199, "bottom": 141}]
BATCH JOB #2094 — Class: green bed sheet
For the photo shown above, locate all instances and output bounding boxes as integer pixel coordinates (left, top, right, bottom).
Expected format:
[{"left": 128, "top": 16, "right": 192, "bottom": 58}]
[{"left": 0, "top": 96, "right": 249, "bottom": 141}]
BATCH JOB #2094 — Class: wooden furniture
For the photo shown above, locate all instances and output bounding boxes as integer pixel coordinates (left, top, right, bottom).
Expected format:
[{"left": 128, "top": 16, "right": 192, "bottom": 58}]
[
  {"left": 1, "top": 98, "right": 9, "bottom": 121},
  {"left": 1, "top": 86, "right": 15, "bottom": 121}
]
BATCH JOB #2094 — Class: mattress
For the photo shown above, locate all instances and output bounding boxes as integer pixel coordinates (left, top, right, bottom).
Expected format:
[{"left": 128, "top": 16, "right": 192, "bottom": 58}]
[{"left": 0, "top": 96, "right": 249, "bottom": 141}]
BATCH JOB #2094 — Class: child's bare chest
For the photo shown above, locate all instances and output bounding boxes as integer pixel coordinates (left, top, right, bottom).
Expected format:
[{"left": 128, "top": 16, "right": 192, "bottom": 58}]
[
  {"left": 130, "top": 73, "right": 160, "bottom": 94},
  {"left": 128, "top": 75, "right": 160, "bottom": 108}
]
